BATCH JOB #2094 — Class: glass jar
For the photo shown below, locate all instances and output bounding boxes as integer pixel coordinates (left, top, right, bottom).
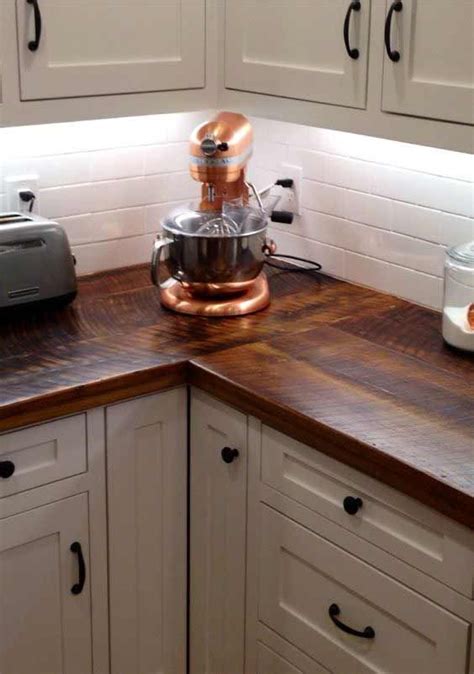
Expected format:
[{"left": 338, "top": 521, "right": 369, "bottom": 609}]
[{"left": 442, "top": 241, "right": 474, "bottom": 351}]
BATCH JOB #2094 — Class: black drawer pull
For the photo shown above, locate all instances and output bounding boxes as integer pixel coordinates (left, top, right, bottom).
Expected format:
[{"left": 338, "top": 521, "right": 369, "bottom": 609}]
[
  {"left": 26, "top": 0, "right": 42, "bottom": 52},
  {"left": 343, "top": 495, "right": 363, "bottom": 515},
  {"left": 329, "top": 603, "right": 375, "bottom": 639},
  {"left": 0, "top": 461, "right": 15, "bottom": 479},
  {"left": 384, "top": 0, "right": 403, "bottom": 62},
  {"left": 343, "top": 0, "right": 361, "bottom": 59},
  {"left": 70, "top": 541, "right": 86, "bottom": 595},
  {"left": 221, "top": 447, "right": 239, "bottom": 464}
]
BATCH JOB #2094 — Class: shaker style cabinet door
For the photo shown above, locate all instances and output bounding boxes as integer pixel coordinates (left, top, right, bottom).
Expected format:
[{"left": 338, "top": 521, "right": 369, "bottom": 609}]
[
  {"left": 190, "top": 389, "right": 248, "bottom": 674},
  {"left": 106, "top": 389, "right": 187, "bottom": 674},
  {"left": 16, "top": 0, "right": 206, "bottom": 101},
  {"left": 381, "top": 0, "right": 474, "bottom": 124},
  {"left": 0, "top": 494, "right": 92, "bottom": 674},
  {"left": 225, "top": 0, "right": 371, "bottom": 109}
]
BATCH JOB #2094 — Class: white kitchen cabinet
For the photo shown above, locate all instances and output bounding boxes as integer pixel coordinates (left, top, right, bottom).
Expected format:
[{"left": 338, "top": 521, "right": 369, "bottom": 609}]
[
  {"left": 106, "top": 388, "right": 187, "bottom": 674},
  {"left": 0, "top": 494, "right": 93, "bottom": 674},
  {"left": 243, "top": 414, "right": 473, "bottom": 674},
  {"left": 225, "top": 0, "right": 371, "bottom": 109},
  {"left": 190, "top": 389, "right": 248, "bottom": 674},
  {"left": 258, "top": 505, "right": 469, "bottom": 674},
  {"left": 16, "top": 0, "right": 206, "bottom": 101},
  {"left": 381, "top": 0, "right": 474, "bottom": 124}
]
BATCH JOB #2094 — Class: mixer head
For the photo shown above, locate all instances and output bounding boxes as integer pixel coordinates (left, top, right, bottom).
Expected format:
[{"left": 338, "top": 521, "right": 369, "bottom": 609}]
[{"left": 189, "top": 112, "right": 253, "bottom": 212}]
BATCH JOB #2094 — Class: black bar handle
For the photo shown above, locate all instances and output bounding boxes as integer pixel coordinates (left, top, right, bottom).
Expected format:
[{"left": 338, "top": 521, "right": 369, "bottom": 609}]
[
  {"left": 70, "top": 541, "right": 86, "bottom": 595},
  {"left": 343, "top": 495, "right": 363, "bottom": 515},
  {"left": 384, "top": 1, "right": 403, "bottom": 62},
  {"left": 221, "top": 447, "right": 239, "bottom": 464},
  {"left": 329, "top": 604, "right": 375, "bottom": 639},
  {"left": 0, "top": 460, "right": 15, "bottom": 479},
  {"left": 27, "top": 0, "right": 42, "bottom": 52},
  {"left": 343, "top": 1, "right": 361, "bottom": 59}
]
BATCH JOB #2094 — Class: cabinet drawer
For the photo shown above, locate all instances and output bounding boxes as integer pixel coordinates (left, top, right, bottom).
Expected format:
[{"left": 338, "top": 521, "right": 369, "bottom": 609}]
[
  {"left": 261, "top": 425, "right": 473, "bottom": 597},
  {"left": 0, "top": 415, "right": 87, "bottom": 498},
  {"left": 258, "top": 505, "right": 469, "bottom": 674},
  {"left": 256, "top": 624, "right": 331, "bottom": 674}
]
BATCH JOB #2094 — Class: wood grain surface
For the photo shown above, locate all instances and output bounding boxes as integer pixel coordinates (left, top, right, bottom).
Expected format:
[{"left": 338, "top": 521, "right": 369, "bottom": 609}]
[{"left": 1, "top": 264, "right": 473, "bottom": 527}]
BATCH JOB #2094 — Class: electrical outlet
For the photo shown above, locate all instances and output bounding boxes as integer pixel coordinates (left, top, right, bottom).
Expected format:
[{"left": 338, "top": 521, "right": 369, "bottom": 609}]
[
  {"left": 279, "top": 163, "right": 302, "bottom": 216},
  {"left": 5, "top": 175, "right": 39, "bottom": 213}
]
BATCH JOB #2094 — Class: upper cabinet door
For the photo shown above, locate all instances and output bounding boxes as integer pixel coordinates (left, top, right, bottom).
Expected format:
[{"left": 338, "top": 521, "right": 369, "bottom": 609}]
[
  {"left": 381, "top": 0, "right": 474, "bottom": 124},
  {"left": 225, "top": 0, "right": 371, "bottom": 109},
  {"left": 16, "top": 0, "right": 206, "bottom": 101}
]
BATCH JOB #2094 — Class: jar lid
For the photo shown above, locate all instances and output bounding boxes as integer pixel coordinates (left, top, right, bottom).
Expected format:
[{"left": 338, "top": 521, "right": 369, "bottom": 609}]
[{"left": 447, "top": 241, "right": 474, "bottom": 267}]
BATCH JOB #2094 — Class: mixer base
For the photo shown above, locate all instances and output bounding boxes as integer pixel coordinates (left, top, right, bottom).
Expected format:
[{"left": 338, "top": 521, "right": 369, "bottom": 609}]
[{"left": 160, "top": 273, "right": 270, "bottom": 317}]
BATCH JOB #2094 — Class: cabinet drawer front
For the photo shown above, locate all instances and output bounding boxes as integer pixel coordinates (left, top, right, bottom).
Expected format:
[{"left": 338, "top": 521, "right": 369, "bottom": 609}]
[
  {"left": 0, "top": 415, "right": 87, "bottom": 498},
  {"left": 261, "top": 426, "right": 473, "bottom": 596},
  {"left": 258, "top": 506, "right": 469, "bottom": 674},
  {"left": 257, "top": 624, "right": 331, "bottom": 674}
]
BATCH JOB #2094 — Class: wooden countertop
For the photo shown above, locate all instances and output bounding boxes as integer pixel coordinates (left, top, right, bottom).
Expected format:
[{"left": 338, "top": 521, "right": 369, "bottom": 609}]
[{"left": 1, "top": 264, "right": 473, "bottom": 528}]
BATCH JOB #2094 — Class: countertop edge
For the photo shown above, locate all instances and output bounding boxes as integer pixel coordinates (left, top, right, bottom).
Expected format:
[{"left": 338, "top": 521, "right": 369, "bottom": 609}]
[
  {"left": 0, "top": 361, "right": 187, "bottom": 433},
  {"left": 187, "top": 361, "right": 474, "bottom": 530},
  {"left": 0, "top": 356, "right": 472, "bottom": 530}
]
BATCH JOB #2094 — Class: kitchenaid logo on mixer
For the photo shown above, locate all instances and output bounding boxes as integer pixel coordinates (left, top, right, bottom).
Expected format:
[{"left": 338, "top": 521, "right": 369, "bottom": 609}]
[{"left": 190, "top": 147, "right": 253, "bottom": 168}]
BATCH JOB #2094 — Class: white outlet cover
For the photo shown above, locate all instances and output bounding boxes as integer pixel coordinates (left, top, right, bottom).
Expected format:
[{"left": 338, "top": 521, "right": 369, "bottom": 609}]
[
  {"left": 5, "top": 175, "right": 39, "bottom": 213},
  {"left": 279, "top": 163, "right": 303, "bottom": 215}
]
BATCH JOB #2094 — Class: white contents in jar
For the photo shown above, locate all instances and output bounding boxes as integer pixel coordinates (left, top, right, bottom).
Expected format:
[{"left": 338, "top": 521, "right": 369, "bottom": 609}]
[{"left": 442, "top": 304, "right": 474, "bottom": 352}]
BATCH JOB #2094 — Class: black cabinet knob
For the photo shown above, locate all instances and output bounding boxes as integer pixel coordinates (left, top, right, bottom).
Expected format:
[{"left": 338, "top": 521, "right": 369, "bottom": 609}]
[
  {"left": 0, "top": 460, "right": 15, "bottom": 479},
  {"left": 221, "top": 447, "right": 239, "bottom": 464},
  {"left": 343, "top": 495, "right": 363, "bottom": 515}
]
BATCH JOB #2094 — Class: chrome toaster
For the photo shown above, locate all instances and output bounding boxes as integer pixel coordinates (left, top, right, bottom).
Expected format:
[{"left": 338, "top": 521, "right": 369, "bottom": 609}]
[{"left": 0, "top": 212, "right": 77, "bottom": 309}]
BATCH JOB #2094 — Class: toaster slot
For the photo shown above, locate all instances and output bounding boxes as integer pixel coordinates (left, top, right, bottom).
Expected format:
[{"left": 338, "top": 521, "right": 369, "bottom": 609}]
[{"left": 0, "top": 213, "right": 33, "bottom": 225}]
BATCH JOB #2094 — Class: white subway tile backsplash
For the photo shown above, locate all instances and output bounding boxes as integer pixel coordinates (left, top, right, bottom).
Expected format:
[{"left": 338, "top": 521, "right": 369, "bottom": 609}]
[
  {"left": 324, "top": 155, "right": 375, "bottom": 193},
  {"left": 72, "top": 234, "right": 154, "bottom": 275},
  {"left": 382, "top": 232, "right": 445, "bottom": 277},
  {"left": 268, "top": 227, "right": 345, "bottom": 278},
  {"left": 40, "top": 183, "right": 92, "bottom": 218},
  {"left": 90, "top": 147, "right": 144, "bottom": 182},
  {"left": 287, "top": 147, "right": 326, "bottom": 182},
  {"left": 302, "top": 180, "right": 346, "bottom": 218},
  {"left": 391, "top": 201, "right": 442, "bottom": 242},
  {"left": 1, "top": 111, "right": 471, "bottom": 310},
  {"left": 253, "top": 141, "right": 288, "bottom": 170},
  {"left": 144, "top": 143, "right": 188, "bottom": 175},
  {"left": 343, "top": 191, "right": 393, "bottom": 230},
  {"left": 59, "top": 207, "right": 145, "bottom": 246},
  {"left": 144, "top": 172, "right": 200, "bottom": 203},
  {"left": 345, "top": 252, "right": 444, "bottom": 309},
  {"left": 373, "top": 164, "right": 473, "bottom": 218},
  {"left": 437, "top": 212, "right": 474, "bottom": 248}
]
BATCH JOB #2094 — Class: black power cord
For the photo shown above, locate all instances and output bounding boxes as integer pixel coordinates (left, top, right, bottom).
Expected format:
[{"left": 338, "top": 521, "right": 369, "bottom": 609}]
[{"left": 265, "top": 253, "right": 322, "bottom": 273}]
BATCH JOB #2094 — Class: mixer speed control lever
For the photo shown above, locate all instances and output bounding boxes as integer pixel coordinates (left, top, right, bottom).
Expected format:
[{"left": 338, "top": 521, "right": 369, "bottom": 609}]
[{"left": 201, "top": 138, "right": 229, "bottom": 157}]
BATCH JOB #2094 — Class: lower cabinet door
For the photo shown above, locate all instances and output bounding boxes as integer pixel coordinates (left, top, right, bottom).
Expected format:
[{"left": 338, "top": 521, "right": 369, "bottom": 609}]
[
  {"left": 258, "top": 505, "right": 470, "bottom": 674},
  {"left": 190, "top": 389, "right": 248, "bottom": 674},
  {"left": 0, "top": 494, "right": 92, "bottom": 674},
  {"left": 106, "top": 389, "right": 187, "bottom": 674}
]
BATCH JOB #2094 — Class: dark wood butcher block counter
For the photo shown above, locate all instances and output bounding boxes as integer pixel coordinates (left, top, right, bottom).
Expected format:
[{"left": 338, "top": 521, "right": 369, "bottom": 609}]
[{"left": 1, "top": 264, "right": 473, "bottom": 528}]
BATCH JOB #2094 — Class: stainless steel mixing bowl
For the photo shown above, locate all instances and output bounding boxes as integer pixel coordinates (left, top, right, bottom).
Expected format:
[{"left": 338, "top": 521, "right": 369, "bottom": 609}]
[{"left": 151, "top": 206, "right": 275, "bottom": 295}]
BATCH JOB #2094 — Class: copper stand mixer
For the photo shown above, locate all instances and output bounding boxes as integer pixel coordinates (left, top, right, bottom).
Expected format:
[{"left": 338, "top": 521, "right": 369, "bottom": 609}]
[{"left": 151, "top": 112, "right": 292, "bottom": 317}]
